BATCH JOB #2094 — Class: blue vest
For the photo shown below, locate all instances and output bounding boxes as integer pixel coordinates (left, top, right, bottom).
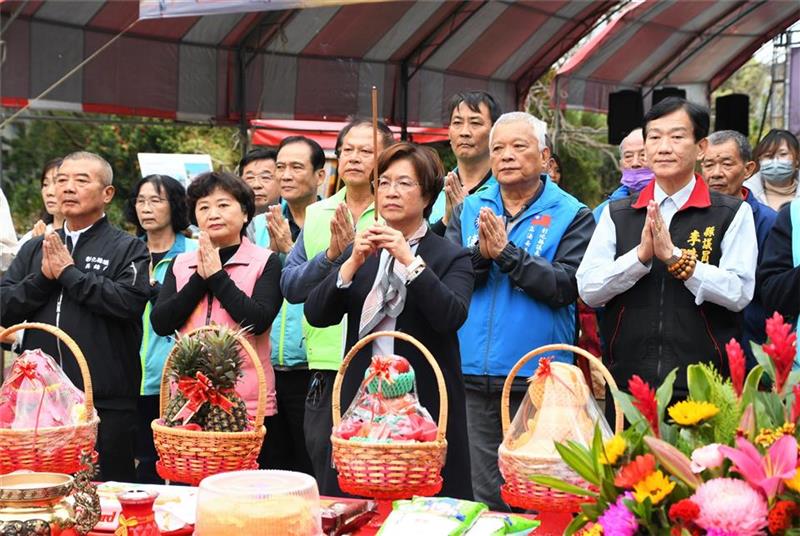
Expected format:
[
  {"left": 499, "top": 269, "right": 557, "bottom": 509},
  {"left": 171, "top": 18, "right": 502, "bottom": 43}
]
[
  {"left": 458, "top": 177, "right": 583, "bottom": 377},
  {"left": 791, "top": 199, "right": 800, "bottom": 365}
]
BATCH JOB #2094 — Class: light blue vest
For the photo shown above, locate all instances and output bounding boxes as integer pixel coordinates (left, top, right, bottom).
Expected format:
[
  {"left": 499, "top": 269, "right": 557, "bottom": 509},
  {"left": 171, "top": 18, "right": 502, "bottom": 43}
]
[
  {"left": 791, "top": 199, "right": 800, "bottom": 365},
  {"left": 458, "top": 177, "right": 583, "bottom": 377}
]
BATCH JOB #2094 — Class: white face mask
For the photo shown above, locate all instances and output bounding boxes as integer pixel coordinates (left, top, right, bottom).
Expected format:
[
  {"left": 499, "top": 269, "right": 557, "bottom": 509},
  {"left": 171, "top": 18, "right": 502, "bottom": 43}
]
[{"left": 759, "top": 158, "right": 796, "bottom": 185}]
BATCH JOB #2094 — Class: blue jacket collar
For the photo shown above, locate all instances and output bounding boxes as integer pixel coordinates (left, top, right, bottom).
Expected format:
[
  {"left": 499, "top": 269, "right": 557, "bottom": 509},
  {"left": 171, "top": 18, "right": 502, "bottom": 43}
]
[{"left": 477, "top": 174, "right": 560, "bottom": 217}]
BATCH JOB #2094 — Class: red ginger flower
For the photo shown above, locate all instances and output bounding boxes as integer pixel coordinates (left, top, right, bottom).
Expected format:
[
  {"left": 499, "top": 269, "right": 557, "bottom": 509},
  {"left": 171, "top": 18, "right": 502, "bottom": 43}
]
[
  {"left": 768, "top": 500, "right": 797, "bottom": 535},
  {"left": 726, "top": 338, "right": 746, "bottom": 398},
  {"left": 614, "top": 453, "right": 656, "bottom": 488},
  {"left": 763, "top": 312, "right": 797, "bottom": 394},
  {"left": 669, "top": 498, "right": 700, "bottom": 525},
  {"left": 791, "top": 384, "right": 800, "bottom": 425},
  {"left": 628, "top": 375, "right": 659, "bottom": 437}
]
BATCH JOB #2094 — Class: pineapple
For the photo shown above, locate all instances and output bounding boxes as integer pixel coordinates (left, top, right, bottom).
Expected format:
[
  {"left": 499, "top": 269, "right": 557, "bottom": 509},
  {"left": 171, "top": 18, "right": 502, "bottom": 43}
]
[
  {"left": 164, "top": 333, "right": 206, "bottom": 426},
  {"left": 200, "top": 328, "right": 250, "bottom": 432}
]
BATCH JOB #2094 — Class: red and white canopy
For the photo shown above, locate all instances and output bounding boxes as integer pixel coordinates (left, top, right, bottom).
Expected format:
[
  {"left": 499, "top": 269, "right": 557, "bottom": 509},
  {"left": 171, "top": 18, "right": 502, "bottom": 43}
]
[
  {"left": 1, "top": 0, "right": 614, "bottom": 127},
  {"left": 554, "top": 0, "right": 800, "bottom": 113}
]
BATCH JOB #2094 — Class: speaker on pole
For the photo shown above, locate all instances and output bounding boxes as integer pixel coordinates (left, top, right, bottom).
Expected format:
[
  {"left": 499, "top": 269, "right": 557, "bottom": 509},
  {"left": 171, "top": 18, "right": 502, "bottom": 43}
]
[
  {"left": 608, "top": 90, "right": 643, "bottom": 145},
  {"left": 715, "top": 94, "right": 749, "bottom": 137}
]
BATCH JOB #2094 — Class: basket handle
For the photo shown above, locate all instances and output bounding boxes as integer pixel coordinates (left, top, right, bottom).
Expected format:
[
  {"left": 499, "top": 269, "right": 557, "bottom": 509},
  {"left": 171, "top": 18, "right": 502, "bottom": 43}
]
[
  {"left": 158, "top": 325, "right": 267, "bottom": 424},
  {"left": 332, "top": 330, "right": 448, "bottom": 442},
  {"left": 0, "top": 322, "right": 94, "bottom": 415},
  {"left": 500, "top": 343, "right": 623, "bottom": 435}
]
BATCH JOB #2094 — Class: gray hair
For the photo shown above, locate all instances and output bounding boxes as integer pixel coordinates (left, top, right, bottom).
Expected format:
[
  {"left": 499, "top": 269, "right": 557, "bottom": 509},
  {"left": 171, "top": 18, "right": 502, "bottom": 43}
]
[
  {"left": 489, "top": 112, "right": 548, "bottom": 151},
  {"left": 619, "top": 128, "right": 644, "bottom": 155},
  {"left": 707, "top": 130, "right": 752, "bottom": 162},
  {"left": 61, "top": 151, "right": 114, "bottom": 186}
]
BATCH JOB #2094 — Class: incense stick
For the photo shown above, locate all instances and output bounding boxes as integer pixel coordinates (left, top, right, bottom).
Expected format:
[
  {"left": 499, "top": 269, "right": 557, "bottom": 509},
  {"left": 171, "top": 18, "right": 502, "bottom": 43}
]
[{"left": 371, "top": 85, "right": 379, "bottom": 222}]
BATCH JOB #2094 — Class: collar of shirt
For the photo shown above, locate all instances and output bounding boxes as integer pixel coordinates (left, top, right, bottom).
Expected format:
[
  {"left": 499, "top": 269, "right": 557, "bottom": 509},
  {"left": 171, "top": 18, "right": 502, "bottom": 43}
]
[
  {"left": 502, "top": 175, "right": 547, "bottom": 221},
  {"left": 653, "top": 176, "right": 696, "bottom": 226},
  {"left": 63, "top": 216, "right": 101, "bottom": 249},
  {"left": 456, "top": 167, "right": 493, "bottom": 195}
]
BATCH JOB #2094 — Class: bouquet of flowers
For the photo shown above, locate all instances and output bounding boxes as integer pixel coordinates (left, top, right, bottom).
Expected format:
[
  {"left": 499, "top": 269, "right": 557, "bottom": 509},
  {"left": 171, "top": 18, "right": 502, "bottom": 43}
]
[{"left": 532, "top": 312, "right": 800, "bottom": 535}]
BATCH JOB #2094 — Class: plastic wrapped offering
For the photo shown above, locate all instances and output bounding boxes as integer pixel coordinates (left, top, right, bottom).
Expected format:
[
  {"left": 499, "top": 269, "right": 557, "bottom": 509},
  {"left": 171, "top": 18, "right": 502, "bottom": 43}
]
[
  {"left": 500, "top": 359, "right": 611, "bottom": 483},
  {"left": 0, "top": 349, "right": 94, "bottom": 431},
  {"left": 333, "top": 355, "right": 437, "bottom": 443},
  {"left": 377, "top": 497, "right": 487, "bottom": 536}
]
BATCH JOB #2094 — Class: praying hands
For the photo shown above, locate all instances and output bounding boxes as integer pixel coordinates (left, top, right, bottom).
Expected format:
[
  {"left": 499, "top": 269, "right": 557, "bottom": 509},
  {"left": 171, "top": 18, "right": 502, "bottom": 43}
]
[
  {"left": 637, "top": 200, "right": 677, "bottom": 264},
  {"left": 40, "top": 230, "right": 74, "bottom": 279}
]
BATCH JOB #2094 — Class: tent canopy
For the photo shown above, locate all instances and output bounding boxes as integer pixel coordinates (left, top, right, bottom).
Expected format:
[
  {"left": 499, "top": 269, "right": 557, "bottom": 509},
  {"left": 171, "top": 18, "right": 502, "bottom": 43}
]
[
  {"left": 1, "top": 0, "right": 614, "bottom": 128},
  {"left": 554, "top": 0, "right": 800, "bottom": 113}
]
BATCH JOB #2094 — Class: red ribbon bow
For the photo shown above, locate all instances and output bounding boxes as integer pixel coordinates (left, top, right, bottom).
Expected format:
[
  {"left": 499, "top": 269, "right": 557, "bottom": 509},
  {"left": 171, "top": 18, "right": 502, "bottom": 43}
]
[
  {"left": 8, "top": 359, "right": 39, "bottom": 389},
  {"left": 173, "top": 371, "right": 235, "bottom": 424}
]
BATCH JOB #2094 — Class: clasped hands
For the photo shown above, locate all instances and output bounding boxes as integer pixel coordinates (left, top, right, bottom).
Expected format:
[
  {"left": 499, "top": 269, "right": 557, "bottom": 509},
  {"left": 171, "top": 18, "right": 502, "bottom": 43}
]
[
  {"left": 637, "top": 200, "right": 677, "bottom": 264},
  {"left": 477, "top": 207, "right": 508, "bottom": 260},
  {"left": 266, "top": 205, "right": 293, "bottom": 254},
  {"left": 40, "top": 230, "right": 74, "bottom": 280},
  {"left": 339, "top": 220, "right": 415, "bottom": 284},
  {"left": 196, "top": 231, "right": 222, "bottom": 279}
]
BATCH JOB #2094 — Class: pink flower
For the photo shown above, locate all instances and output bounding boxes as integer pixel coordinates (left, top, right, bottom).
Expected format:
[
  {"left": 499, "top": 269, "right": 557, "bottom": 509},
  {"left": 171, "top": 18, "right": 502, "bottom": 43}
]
[
  {"left": 598, "top": 492, "right": 638, "bottom": 536},
  {"left": 691, "top": 478, "right": 768, "bottom": 535},
  {"left": 791, "top": 384, "right": 800, "bottom": 424},
  {"left": 719, "top": 434, "right": 798, "bottom": 501},
  {"left": 725, "top": 338, "right": 745, "bottom": 398},
  {"left": 690, "top": 444, "right": 724, "bottom": 473},
  {"left": 763, "top": 312, "right": 797, "bottom": 394}
]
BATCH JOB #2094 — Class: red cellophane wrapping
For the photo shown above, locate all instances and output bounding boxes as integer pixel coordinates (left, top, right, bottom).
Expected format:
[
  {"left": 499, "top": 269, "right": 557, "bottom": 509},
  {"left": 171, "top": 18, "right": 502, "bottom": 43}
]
[
  {"left": 0, "top": 350, "right": 96, "bottom": 450},
  {"left": 333, "top": 355, "right": 437, "bottom": 443}
]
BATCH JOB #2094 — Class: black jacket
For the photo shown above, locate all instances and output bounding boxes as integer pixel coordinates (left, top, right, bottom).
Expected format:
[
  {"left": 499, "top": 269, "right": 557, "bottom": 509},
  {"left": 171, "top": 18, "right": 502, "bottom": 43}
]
[
  {"left": 1, "top": 217, "right": 150, "bottom": 409},
  {"left": 758, "top": 202, "right": 800, "bottom": 320},
  {"left": 304, "top": 231, "right": 475, "bottom": 500}
]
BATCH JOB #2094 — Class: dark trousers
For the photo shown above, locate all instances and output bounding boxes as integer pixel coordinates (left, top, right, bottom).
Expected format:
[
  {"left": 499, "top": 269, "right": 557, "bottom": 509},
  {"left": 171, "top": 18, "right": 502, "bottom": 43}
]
[
  {"left": 95, "top": 406, "right": 137, "bottom": 482},
  {"left": 134, "top": 395, "right": 163, "bottom": 484},
  {"left": 259, "top": 368, "right": 313, "bottom": 475},
  {"left": 303, "top": 370, "right": 347, "bottom": 497},
  {"left": 464, "top": 377, "right": 525, "bottom": 512}
]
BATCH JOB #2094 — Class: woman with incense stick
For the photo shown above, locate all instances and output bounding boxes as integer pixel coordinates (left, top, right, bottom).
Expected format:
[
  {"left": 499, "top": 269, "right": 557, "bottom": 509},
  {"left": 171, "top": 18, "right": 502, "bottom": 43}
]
[{"left": 305, "top": 142, "right": 475, "bottom": 499}]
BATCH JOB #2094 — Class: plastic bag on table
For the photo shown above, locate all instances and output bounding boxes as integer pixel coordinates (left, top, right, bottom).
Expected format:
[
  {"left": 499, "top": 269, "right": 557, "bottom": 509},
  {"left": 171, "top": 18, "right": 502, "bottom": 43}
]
[
  {"left": 500, "top": 358, "right": 612, "bottom": 483},
  {"left": 0, "top": 349, "right": 95, "bottom": 432},
  {"left": 332, "top": 355, "right": 438, "bottom": 443}
]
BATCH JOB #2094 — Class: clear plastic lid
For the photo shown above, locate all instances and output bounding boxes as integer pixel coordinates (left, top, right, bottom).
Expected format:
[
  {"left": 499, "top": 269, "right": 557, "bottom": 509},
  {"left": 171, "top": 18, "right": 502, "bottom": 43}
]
[{"left": 195, "top": 470, "right": 322, "bottom": 536}]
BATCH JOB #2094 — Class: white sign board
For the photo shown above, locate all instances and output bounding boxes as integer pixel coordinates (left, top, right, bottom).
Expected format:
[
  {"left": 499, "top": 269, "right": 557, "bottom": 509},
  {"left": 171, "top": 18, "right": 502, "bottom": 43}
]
[{"left": 137, "top": 153, "right": 213, "bottom": 188}]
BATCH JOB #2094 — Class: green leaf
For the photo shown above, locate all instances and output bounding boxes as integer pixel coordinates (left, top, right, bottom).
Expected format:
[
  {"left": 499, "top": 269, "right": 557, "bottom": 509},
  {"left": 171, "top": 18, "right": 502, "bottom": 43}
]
[
  {"left": 591, "top": 425, "right": 605, "bottom": 475},
  {"left": 784, "top": 370, "right": 800, "bottom": 397},
  {"left": 759, "top": 392, "right": 786, "bottom": 425},
  {"left": 530, "top": 475, "right": 598, "bottom": 498},
  {"left": 656, "top": 368, "right": 678, "bottom": 430},
  {"left": 611, "top": 387, "right": 647, "bottom": 429},
  {"left": 750, "top": 341, "right": 776, "bottom": 383},
  {"left": 686, "top": 364, "right": 712, "bottom": 402},
  {"left": 556, "top": 441, "right": 601, "bottom": 485},
  {"left": 740, "top": 365, "right": 764, "bottom": 411},
  {"left": 564, "top": 514, "right": 590, "bottom": 536}
]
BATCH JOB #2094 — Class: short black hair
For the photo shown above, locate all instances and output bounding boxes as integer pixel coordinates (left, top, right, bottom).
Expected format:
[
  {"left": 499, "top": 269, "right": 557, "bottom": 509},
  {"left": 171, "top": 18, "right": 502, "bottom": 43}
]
[
  {"left": 643, "top": 97, "right": 709, "bottom": 142},
  {"left": 125, "top": 175, "right": 191, "bottom": 237},
  {"left": 39, "top": 157, "right": 63, "bottom": 225},
  {"left": 238, "top": 148, "right": 277, "bottom": 175},
  {"left": 448, "top": 91, "right": 501, "bottom": 125},
  {"left": 335, "top": 118, "right": 395, "bottom": 157},
  {"left": 277, "top": 136, "right": 326, "bottom": 171},
  {"left": 186, "top": 171, "right": 255, "bottom": 235}
]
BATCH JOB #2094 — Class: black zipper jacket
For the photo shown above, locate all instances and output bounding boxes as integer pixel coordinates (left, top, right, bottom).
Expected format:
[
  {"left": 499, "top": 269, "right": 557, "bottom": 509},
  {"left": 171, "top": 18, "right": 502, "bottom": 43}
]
[{"left": 1, "top": 217, "right": 150, "bottom": 409}]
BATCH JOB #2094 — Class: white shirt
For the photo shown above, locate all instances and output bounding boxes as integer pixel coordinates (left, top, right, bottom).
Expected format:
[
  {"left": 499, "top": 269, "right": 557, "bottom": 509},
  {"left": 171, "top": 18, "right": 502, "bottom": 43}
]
[
  {"left": 577, "top": 177, "right": 757, "bottom": 312},
  {"left": 64, "top": 218, "right": 99, "bottom": 251},
  {"left": 0, "top": 188, "right": 18, "bottom": 272}
]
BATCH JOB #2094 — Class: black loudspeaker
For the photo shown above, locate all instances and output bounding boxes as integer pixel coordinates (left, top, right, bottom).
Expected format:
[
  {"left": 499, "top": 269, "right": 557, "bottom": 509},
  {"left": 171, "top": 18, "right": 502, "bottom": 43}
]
[
  {"left": 652, "top": 86, "right": 686, "bottom": 105},
  {"left": 715, "top": 93, "right": 749, "bottom": 137},
  {"left": 608, "top": 90, "right": 643, "bottom": 145}
]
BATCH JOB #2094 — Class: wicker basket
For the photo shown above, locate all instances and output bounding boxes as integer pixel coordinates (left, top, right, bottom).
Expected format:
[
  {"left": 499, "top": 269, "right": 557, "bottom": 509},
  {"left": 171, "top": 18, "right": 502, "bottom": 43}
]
[
  {"left": 498, "top": 343, "right": 623, "bottom": 511},
  {"left": 331, "top": 330, "right": 448, "bottom": 500},
  {"left": 0, "top": 322, "right": 99, "bottom": 474},
  {"left": 152, "top": 325, "right": 267, "bottom": 485}
]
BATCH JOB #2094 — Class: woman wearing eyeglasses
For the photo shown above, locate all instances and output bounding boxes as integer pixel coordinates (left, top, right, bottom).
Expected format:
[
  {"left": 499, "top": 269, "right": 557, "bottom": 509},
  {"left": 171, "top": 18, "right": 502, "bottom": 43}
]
[{"left": 304, "top": 142, "right": 475, "bottom": 499}]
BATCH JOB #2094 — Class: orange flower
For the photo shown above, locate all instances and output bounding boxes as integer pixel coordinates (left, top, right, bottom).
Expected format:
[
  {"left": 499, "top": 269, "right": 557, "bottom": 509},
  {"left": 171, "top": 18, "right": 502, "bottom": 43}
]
[{"left": 614, "top": 453, "right": 656, "bottom": 488}]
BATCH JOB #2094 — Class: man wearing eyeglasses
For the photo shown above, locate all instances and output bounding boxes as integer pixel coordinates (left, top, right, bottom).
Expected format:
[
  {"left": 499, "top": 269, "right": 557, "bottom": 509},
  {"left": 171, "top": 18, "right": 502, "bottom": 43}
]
[{"left": 239, "top": 148, "right": 281, "bottom": 243}]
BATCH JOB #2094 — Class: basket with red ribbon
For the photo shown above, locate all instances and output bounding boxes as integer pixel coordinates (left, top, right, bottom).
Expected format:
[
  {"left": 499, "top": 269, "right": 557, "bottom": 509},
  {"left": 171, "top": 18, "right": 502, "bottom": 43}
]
[
  {"left": 331, "top": 330, "right": 447, "bottom": 499},
  {"left": 0, "top": 322, "right": 99, "bottom": 474},
  {"left": 152, "top": 325, "right": 266, "bottom": 485}
]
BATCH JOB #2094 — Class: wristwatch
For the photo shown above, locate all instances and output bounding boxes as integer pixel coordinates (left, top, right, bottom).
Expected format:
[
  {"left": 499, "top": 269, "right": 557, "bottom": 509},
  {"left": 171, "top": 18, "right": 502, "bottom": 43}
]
[
  {"left": 666, "top": 246, "right": 682, "bottom": 265},
  {"left": 405, "top": 255, "right": 427, "bottom": 284}
]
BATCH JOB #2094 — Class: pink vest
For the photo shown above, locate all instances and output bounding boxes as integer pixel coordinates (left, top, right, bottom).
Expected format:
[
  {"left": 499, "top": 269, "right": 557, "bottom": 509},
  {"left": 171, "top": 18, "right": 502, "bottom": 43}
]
[{"left": 172, "top": 237, "right": 277, "bottom": 418}]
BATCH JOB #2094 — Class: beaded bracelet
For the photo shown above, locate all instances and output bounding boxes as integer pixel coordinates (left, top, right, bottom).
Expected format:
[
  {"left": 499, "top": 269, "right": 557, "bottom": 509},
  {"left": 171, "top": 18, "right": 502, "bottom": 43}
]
[{"left": 666, "top": 248, "right": 697, "bottom": 281}]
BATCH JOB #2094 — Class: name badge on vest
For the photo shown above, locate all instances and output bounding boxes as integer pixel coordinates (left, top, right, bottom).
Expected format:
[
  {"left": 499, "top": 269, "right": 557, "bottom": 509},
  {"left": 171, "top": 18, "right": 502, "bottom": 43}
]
[
  {"left": 524, "top": 214, "right": 552, "bottom": 256},
  {"left": 684, "top": 225, "right": 717, "bottom": 263}
]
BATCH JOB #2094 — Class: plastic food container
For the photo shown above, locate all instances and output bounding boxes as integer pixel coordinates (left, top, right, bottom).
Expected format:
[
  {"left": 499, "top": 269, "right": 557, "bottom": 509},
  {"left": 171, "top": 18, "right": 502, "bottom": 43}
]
[{"left": 195, "top": 470, "right": 322, "bottom": 535}]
